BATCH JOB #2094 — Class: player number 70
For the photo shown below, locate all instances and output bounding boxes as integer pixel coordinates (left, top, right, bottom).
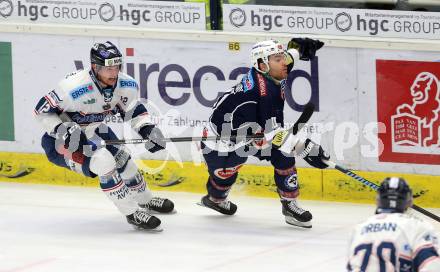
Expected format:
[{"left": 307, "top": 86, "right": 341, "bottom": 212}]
[{"left": 352, "top": 241, "right": 411, "bottom": 271}]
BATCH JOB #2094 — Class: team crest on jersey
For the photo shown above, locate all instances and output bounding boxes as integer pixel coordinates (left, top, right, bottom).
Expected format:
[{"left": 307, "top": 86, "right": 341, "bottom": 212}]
[
  {"left": 102, "top": 88, "right": 114, "bottom": 103},
  {"left": 242, "top": 71, "right": 254, "bottom": 92},
  {"left": 70, "top": 84, "right": 94, "bottom": 100}
]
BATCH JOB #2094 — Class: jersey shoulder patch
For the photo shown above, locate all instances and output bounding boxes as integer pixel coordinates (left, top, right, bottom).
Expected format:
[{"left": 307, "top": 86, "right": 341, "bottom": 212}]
[
  {"left": 241, "top": 69, "right": 255, "bottom": 92},
  {"left": 118, "top": 73, "right": 139, "bottom": 90},
  {"left": 59, "top": 70, "right": 94, "bottom": 100},
  {"left": 119, "top": 79, "right": 138, "bottom": 89}
]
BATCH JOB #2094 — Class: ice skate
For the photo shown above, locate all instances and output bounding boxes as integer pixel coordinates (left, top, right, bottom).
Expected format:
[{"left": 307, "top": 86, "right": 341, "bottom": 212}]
[
  {"left": 281, "top": 199, "right": 312, "bottom": 228},
  {"left": 199, "top": 195, "right": 237, "bottom": 215},
  {"left": 126, "top": 210, "right": 163, "bottom": 232},
  {"left": 139, "top": 197, "right": 175, "bottom": 214}
]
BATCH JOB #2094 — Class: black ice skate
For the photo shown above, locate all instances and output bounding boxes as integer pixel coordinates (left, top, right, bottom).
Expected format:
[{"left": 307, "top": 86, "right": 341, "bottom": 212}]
[
  {"left": 200, "top": 195, "right": 237, "bottom": 215},
  {"left": 139, "top": 197, "right": 175, "bottom": 214},
  {"left": 281, "top": 199, "right": 312, "bottom": 228},
  {"left": 126, "top": 210, "right": 162, "bottom": 232}
]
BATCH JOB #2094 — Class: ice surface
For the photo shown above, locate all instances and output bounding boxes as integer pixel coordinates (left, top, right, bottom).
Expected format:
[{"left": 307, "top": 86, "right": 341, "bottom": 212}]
[{"left": 0, "top": 183, "right": 438, "bottom": 272}]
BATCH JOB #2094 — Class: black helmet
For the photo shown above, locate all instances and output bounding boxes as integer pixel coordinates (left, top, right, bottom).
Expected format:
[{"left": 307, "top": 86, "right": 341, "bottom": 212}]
[
  {"left": 377, "top": 177, "right": 412, "bottom": 213},
  {"left": 90, "top": 41, "right": 123, "bottom": 67}
]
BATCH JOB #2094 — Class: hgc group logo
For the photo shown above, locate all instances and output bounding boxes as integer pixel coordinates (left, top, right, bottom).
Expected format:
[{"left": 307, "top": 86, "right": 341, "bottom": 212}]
[{"left": 376, "top": 60, "right": 440, "bottom": 165}]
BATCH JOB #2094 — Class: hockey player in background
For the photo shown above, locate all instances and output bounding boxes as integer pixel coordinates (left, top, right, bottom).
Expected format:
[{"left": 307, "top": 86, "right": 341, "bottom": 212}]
[
  {"left": 34, "top": 41, "right": 174, "bottom": 231},
  {"left": 347, "top": 177, "right": 440, "bottom": 271},
  {"left": 200, "top": 38, "right": 329, "bottom": 228}
]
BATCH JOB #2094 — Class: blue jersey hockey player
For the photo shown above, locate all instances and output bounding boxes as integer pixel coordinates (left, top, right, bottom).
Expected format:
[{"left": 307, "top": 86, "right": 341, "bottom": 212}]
[
  {"left": 200, "top": 38, "right": 329, "bottom": 228},
  {"left": 34, "top": 41, "right": 174, "bottom": 231}
]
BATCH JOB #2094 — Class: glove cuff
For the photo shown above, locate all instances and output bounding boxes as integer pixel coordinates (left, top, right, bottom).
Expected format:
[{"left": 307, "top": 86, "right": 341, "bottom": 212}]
[{"left": 286, "top": 49, "right": 300, "bottom": 64}]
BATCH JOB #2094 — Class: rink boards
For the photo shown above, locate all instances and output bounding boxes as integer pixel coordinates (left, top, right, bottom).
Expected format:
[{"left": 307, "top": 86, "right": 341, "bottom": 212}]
[
  {"left": 0, "top": 151, "right": 439, "bottom": 208},
  {"left": 0, "top": 25, "right": 439, "bottom": 208},
  {"left": 1, "top": 30, "right": 440, "bottom": 175}
]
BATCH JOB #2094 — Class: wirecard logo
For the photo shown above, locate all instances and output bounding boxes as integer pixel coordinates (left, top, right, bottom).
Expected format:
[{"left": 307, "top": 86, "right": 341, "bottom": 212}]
[
  {"left": 74, "top": 48, "right": 320, "bottom": 111},
  {"left": 70, "top": 84, "right": 94, "bottom": 100}
]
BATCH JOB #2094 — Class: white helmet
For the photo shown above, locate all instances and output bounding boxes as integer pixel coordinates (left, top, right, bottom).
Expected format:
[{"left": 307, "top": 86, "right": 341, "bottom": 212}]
[{"left": 251, "top": 40, "right": 299, "bottom": 74}]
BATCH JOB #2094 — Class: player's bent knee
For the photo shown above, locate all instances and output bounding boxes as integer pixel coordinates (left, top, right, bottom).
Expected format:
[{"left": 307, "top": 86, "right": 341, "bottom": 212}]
[
  {"left": 41, "top": 134, "right": 66, "bottom": 166},
  {"left": 90, "top": 148, "right": 117, "bottom": 177}
]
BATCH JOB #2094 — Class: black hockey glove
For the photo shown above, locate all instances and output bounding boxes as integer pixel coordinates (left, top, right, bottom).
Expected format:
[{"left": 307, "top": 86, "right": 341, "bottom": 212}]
[
  {"left": 139, "top": 125, "right": 166, "bottom": 153},
  {"left": 54, "top": 122, "right": 88, "bottom": 160},
  {"left": 288, "top": 38, "right": 324, "bottom": 61},
  {"left": 298, "top": 139, "right": 330, "bottom": 169}
]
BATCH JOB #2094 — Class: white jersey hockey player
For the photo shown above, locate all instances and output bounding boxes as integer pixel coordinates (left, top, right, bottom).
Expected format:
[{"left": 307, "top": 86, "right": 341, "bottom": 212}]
[
  {"left": 34, "top": 41, "right": 174, "bottom": 231},
  {"left": 347, "top": 177, "right": 440, "bottom": 271}
]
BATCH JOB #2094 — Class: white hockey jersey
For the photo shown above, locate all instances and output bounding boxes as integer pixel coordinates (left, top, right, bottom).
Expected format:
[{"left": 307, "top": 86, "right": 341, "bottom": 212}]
[
  {"left": 34, "top": 68, "right": 150, "bottom": 137},
  {"left": 347, "top": 212, "right": 440, "bottom": 272}
]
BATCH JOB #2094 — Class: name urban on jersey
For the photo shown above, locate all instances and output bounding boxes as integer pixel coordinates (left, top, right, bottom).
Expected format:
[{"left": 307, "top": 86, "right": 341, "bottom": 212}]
[{"left": 361, "top": 222, "right": 397, "bottom": 234}]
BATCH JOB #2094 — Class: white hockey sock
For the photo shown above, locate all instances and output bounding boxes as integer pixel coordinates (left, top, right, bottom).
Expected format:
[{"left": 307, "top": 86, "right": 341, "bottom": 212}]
[
  {"left": 118, "top": 158, "right": 152, "bottom": 205},
  {"left": 99, "top": 170, "right": 138, "bottom": 216},
  {"left": 90, "top": 148, "right": 138, "bottom": 216}
]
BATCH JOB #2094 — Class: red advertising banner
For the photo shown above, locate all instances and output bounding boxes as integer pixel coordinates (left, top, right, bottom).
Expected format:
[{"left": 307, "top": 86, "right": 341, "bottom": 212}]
[{"left": 376, "top": 60, "right": 440, "bottom": 165}]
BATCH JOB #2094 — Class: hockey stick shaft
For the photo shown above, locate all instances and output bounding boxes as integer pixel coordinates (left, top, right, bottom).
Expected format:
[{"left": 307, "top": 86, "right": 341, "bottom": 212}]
[
  {"left": 326, "top": 160, "right": 440, "bottom": 223},
  {"left": 104, "top": 103, "right": 315, "bottom": 145},
  {"left": 104, "top": 134, "right": 265, "bottom": 145}
]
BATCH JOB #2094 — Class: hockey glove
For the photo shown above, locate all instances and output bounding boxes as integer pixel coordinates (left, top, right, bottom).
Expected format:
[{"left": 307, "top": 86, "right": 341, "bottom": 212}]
[
  {"left": 287, "top": 38, "right": 324, "bottom": 61},
  {"left": 139, "top": 125, "right": 166, "bottom": 153},
  {"left": 54, "top": 122, "right": 88, "bottom": 162},
  {"left": 297, "top": 139, "right": 330, "bottom": 169}
]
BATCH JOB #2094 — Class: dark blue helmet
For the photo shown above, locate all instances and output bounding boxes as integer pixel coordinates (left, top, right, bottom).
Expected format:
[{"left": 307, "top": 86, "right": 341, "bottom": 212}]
[
  {"left": 377, "top": 177, "right": 412, "bottom": 213},
  {"left": 90, "top": 41, "right": 123, "bottom": 67}
]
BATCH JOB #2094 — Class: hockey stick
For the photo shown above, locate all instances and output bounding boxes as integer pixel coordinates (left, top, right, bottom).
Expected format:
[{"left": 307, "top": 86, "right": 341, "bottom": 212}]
[
  {"left": 325, "top": 160, "right": 440, "bottom": 223},
  {"left": 103, "top": 103, "right": 315, "bottom": 145}
]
